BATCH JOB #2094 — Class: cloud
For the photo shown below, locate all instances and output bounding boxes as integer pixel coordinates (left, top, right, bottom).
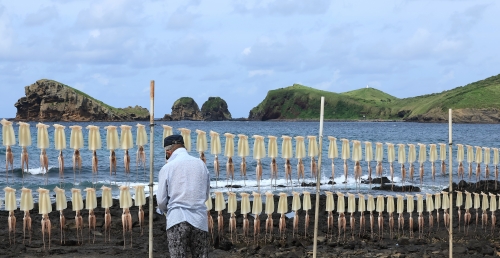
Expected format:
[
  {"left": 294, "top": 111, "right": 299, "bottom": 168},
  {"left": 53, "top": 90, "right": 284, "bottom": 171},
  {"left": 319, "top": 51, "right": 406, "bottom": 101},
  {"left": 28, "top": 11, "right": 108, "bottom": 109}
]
[
  {"left": 449, "top": 4, "right": 489, "bottom": 35},
  {"left": 166, "top": 2, "right": 201, "bottom": 30},
  {"left": 24, "top": 6, "right": 59, "bottom": 26},
  {"left": 233, "top": 0, "right": 331, "bottom": 16},
  {"left": 315, "top": 69, "right": 340, "bottom": 90},
  {"left": 75, "top": 0, "right": 144, "bottom": 29},
  {"left": 248, "top": 69, "right": 274, "bottom": 77},
  {"left": 0, "top": 5, "right": 14, "bottom": 54}
]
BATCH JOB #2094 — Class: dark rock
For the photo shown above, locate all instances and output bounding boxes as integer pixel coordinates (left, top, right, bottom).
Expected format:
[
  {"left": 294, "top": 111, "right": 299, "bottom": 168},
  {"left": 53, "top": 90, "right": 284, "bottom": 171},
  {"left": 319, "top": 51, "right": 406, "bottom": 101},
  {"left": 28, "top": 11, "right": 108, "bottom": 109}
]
[
  {"left": 215, "top": 240, "right": 232, "bottom": 251},
  {"left": 160, "top": 114, "right": 173, "bottom": 121},
  {"left": 170, "top": 97, "right": 202, "bottom": 121},
  {"left": 301, "top": 182, "right": 322, "bottom": 187},
  {"left": 372, "top": 184, "right": 420, "bottom": 192},
  {"left": 327, "top": 180, "right": 336, "bottom": 185},
  {"left": 225, "top": 185, "right": 242, "bottom": 188},
  {"left": 362, "top": 177, "right": 391, "bottom": 184},
  {"left": 201, "top": 97, "right": 232, "bottom": 121},
  {"left": 452, "top": 246, "right": 467, "bottom": 254},
  {"left": 398, "top": 237, "right": 410, "bottom": 246},
  {"left": 482, "top": 245, "right": 495, "bottom": 255},
  {"left": 14, "top": 79, "right": 149, "bottom": 121}
]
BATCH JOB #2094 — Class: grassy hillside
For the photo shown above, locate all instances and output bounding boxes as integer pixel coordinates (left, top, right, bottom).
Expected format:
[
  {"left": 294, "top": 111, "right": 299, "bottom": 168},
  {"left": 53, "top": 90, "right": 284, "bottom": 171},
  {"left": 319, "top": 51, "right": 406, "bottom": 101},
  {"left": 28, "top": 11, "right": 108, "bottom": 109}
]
[{"left": 249, "top": 74, "right": 500, "bottom": 121}]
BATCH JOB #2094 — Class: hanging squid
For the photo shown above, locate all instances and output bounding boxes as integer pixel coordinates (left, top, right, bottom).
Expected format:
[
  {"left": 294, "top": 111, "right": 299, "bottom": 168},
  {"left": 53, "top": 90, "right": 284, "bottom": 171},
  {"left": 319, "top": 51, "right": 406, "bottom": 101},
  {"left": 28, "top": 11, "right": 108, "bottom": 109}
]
[
  {"left": 53, "top": 124, "right": 66, "bottom": 184},
  {"left": 253, "top": 135, "right": 266, "bottom": 191},
  {"left": 277, "top": 192, "right": 288, "bottom": 240},
  {"left": 475, "top": 146, "right": 483, "bottom": 185},
  {"left": 5, "top": 187, "right": 17, "bottom": 244},
  {"left": 21, "top": 187, "right": 34, "bottom": 244},
  {"left": 238, "top": 134, "right": 250, "bottom": 186},
  {"left": 210, "top": 131, "right": 222, "bottom": 187},
  {"left": 282, "top": 135, "right": 294, "bottom": 188},
  {"left": 417, "top": 143, "right": 427, "bottom": 187},
  {"left": 356, "top": 193, "right": 365, "bottom": 237},
  {"left": 268, "top": 135, "right": 279, "bottom": 187},
  {"left": 483, "top": 148, "right": 491, "bottom": 190},
  {"left": 489, "top": 193, "right": 497, "bottom": 236},
  {"left": 205, "top": 196, "right": 214, "bottom": 243},
  {"left": 85, "top": 188, "right": 97, "bottom": 243},
  {"left": 71, "top": 188, "right": 84, "bottom": 244},
  {"left": 407, "top": 144, "right": 416, "bottom": 183},
  {"left": 455, "top": 190, "right": 463, "bottom": 232},
  {"left": 224, "top": 133, "right": 236, "bottom": 188},
  {"left": 464, "top": 191, "right": 472, "bottom": 235},
  {"left": 375, "top": 142, "right": 384, "bottom": 186},
  {"left": 295, "top": 136, "right": 306, "bottom": 184},
  {"left": 38, "top": 188, "right": 52, "bottom": 249},
  {"left": 54, "top": 186, "right": 67, "bottom": 244},
  {"left": 119, "top": 185, "right": 133, "bottom": 249},
  {"left": 367, "top": 194, "right": 375, "bottom": 239},
  {"left": 347, "top": 193, "right": 356, "bottom": 239},
  {"left": 352, "top": 140, "right": 362, "bottom": 190},
  {"left": 291, "top": 192, "right": 300, "bottom": 238},
  {"left": 101, "top": 186, "right": 113, "bottom": 242},
  {"left": 325, "top": 191, "right": 335, "bottom": 239},
  {"left": 481, "top": 192, "right": 489, "bottom": 230},
  {"left": 406, "top": 194, "right": 414, "bottom": 238},
  {"left": 104, "top": 126, "right": 119, "bottom": 182},
  {"left": 434, "top": 192, "right": 441, "bottom": 230},
  {"left": 337, "top": 192, "right": 346, "bottom": 240},
  {"left": 340, "top": 139, "right": 350, "bottom": 185},
  {"left": 442, "top": 191, "right": 450, "bottom": 230},
  {"left": 240, "top": 193, "right": 251, "bottom": 241},
  {"left": 426, "top": 193, "right": 435, "bottom": 235},
  {"left": 178, "top": 128, "right": 192, "bottom": 152},
  {"left": 386, "top": 195, "right": 395, "bottom": 239},
  {"left": 69, "top": 126, "right": 83, "bottom": 183},
  {"left": 457, "top": 144, "right": 465, "bottom": 181},
  {"left": 397, "top": 144, "right": 407, "bottom": 189},
  {"left": 466, "top": 145, "right": 474, "bottom": 182},
  {"left": 416, "top": 194, "right": 424, "bottom": 238},
  {"left": 364, "top": 141, "right": 373, "bottom": 187},
  {"left": 429, "top": 144, "right": 438, "bottom": 182},
  {"left": 328, "top": 137, "right": 339, "bottom": 189},
  {"left": 87, "top": 125, "right": 101, "bottom": 186},
  {"left": 214, "top": 191, "right": 225, "bottom": 240},
  {"left": 18, "top": 122, "right": 32, "bottom": 184},
  {"left": 196, "top": 129, "right": 208, "bottom": 163},
  {"left": 36, "top": 123, "right": 50, "bottom": 185},
  {"left": 252, "top": 192, "right": 262, "bottom": 244},
  {"left": 473, "top": 192, "right": 480, "bottom": 231},
  {"left": 493, "top": 148, "right": 499, "bottom": 190},
  {"left": 439, "top": 143, "right": 447, "bottom": 177},
  {"left": 376, "top": 195, "right": 385, "bottom": 240},
  {"left": 134, "top": 185, "right": 146, "bottom": 236},
  {"left": 396, "top": 194, "right": 404, "bottom": 236},
  {"left": 227, "top": 192, "right": 237, "bottom": 242},
  {"left": 307, "top": 136, "right": 319, "bottom": 181},
  {"left": 120, "top": 125, "right": 134, "bottom": 183},
  {"left": 1, "top": 119, "right": 15, "bottom": 183},
  {"left": 265, "top": 191, "right": 275, "bottom": 240},
  {"left": 303, "top": 191, "right": 312, "bottom": 238},
  {"left": 386, "top": 143, "right": 395, "bottom": 190},
  {"left": 136, "top": 124, "right": 148, "bottom": 181},
  {"left": 162, "top": 125, "right": 173, "bottom": 161}
]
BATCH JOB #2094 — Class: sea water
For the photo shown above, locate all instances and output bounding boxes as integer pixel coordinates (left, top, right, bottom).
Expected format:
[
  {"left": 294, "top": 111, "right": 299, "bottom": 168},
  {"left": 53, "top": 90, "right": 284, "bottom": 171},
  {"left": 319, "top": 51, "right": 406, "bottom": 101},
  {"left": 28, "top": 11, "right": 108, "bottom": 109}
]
[{"left": 1, "top": 121, "right": 500, "bottom": 206}]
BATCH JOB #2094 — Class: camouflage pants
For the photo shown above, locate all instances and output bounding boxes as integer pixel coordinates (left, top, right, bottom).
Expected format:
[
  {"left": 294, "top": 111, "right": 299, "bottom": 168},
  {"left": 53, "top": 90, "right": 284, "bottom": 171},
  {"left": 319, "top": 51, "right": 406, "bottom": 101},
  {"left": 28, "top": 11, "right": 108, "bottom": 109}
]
[{"left": 167, "top": 222, "right": 208, "bottom": 258}]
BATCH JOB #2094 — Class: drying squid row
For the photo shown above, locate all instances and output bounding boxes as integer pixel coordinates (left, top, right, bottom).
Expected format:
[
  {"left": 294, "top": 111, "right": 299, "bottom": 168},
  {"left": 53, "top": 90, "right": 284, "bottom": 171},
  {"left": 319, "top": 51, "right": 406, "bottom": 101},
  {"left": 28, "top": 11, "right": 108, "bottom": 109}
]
[
  {"left": 2, "top": 185, "right": 147, "bottom": 249},
  {"left": 0, "top": 120, "right": 151, "bottom": 185},
  {"left": 204, "top": 190, "right": 500, "bottom": 243}
]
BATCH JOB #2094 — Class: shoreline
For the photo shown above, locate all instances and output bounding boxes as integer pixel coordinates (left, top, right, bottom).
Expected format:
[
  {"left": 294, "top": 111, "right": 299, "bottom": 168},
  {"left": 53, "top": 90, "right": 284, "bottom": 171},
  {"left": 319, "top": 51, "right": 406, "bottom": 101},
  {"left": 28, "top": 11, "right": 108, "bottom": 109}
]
[{"left": 1, "top": 180, "right": 499, "bottom": 257}]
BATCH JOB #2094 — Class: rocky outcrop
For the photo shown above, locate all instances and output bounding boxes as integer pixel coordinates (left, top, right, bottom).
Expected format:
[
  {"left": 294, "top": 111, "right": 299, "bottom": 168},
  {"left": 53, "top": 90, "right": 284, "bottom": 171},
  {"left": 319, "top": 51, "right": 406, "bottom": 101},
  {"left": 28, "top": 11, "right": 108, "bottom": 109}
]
[
  {"left": 404, "top": 108, "right": 500, "bottom": 123},
  {"left": 170, "top": 97, "right": 202, "bottom": 121},
  {"left": 14, "top": 79, "right": 150, "bottom": 121},
  {"left": 201, "top": 97, "right": 232, "bottom": 121}
]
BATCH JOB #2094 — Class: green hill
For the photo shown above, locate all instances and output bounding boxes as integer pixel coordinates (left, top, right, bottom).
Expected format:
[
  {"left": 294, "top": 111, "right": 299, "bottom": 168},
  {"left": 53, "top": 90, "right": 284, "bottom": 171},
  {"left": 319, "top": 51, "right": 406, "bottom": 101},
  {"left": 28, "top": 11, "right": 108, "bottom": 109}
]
[{"left": 249, "top": 74, "right": 500, "bottom": 123}]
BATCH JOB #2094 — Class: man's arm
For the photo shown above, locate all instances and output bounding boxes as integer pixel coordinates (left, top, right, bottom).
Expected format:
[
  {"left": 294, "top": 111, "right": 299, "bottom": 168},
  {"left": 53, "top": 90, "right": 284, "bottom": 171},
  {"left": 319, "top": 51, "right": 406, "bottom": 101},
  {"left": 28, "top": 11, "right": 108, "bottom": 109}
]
[{"left": 156, "top": 166, "right": 169, "bottom": 214}]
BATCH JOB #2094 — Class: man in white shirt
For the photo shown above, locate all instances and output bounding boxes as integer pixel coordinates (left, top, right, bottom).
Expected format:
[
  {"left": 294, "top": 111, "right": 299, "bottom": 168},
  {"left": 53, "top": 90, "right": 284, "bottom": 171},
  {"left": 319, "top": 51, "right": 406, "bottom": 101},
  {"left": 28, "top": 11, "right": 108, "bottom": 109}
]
[{"left": 157, "top": 135, "right": 210, "bottom": 258}]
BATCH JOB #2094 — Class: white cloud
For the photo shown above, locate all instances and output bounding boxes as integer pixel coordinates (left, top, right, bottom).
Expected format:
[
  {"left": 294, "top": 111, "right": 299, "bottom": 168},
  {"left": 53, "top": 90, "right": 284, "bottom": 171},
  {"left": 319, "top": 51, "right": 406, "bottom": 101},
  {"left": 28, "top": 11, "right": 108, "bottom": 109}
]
[
  {"left": 233, "top": 0, "right": 331, "bottom": 16},
  {"left": 242, "top": 47, "right": 251, "bottom": 55},
  {"left": 248, "top": 69, "right": 274, "bottom": 77},
  {"left": 92, "top": 73, "right": 109, "bottom": 85},
  {"left": 315, "top": 69, "right": 340, "bottom": 90},
  {"left": 23, "top": 6, "right": 59, "bottom": 26}
]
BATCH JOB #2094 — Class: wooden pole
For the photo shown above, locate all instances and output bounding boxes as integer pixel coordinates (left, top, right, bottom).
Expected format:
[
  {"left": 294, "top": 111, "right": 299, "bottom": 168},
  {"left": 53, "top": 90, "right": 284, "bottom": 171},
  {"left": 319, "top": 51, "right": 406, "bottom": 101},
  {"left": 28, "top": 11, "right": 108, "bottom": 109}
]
[
  {"left": 148, "top": 80, "right": 155, "bottom": 258},
  {"left": 448, "top": 109, "right": 453, "bottom": 258},
  {"left": 313, "top": 96, "right": 325, "bottom": 258}
]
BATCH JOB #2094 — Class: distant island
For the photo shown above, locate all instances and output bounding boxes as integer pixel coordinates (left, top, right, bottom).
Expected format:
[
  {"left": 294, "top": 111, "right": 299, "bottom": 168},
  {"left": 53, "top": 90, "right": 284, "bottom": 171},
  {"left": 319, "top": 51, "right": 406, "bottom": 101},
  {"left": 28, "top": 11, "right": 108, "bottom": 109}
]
[
  {"left": 13, "top": 73, "right": 500, "bottom": 123},
  {"left": 249, "top": 73, "right": 500, "bottom": 123}
]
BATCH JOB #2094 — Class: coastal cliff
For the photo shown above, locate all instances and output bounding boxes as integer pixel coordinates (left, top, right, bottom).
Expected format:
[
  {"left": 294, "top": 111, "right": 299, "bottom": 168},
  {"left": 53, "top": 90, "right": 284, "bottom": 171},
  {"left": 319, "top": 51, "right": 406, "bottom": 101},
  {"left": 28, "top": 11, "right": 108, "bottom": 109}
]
[
  {"left": 170, "top": 97, "right": 202, "bottom": 121},
  {"left": 14, "top": 79, "right": 149, "bottom": 121},
  {"left": 201, "top": 97, "right": 232, "bottom": 121}
]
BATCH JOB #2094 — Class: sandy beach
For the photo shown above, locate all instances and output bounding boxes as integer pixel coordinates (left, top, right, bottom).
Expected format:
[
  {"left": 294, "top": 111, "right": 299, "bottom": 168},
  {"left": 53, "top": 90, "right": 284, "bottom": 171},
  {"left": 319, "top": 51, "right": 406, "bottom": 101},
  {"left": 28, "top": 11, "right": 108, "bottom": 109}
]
[{"left": 1, "top": 180, "right": 500, "bottom": 257}]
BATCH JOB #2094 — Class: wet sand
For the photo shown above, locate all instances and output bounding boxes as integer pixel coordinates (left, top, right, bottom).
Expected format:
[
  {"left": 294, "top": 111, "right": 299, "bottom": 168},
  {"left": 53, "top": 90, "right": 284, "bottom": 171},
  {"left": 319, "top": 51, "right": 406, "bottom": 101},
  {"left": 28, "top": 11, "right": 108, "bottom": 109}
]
[{"left": 1, "top": 181, "right": 500, "bottom": 257}]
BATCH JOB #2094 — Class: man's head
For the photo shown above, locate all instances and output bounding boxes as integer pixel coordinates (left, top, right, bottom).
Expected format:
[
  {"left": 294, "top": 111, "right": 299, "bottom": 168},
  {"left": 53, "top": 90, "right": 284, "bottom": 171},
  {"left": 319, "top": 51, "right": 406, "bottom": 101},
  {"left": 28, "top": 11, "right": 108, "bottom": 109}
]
[{"left": 164, "top": 135, "right": 185, "bottom": 160}]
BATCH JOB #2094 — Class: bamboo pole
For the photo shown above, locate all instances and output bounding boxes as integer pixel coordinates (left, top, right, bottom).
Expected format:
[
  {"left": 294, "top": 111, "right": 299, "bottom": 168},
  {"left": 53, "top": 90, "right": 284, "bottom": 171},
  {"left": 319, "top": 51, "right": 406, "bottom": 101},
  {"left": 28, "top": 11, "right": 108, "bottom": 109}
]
[
  {"left": 448, "top": 109, "right": 453, "bottom": 258},
  {"left": 313, "top": 96, "right": 325, "bottom": 258},
  {"left": 148, "top": 80, "right": 155, "bottom": 258}
]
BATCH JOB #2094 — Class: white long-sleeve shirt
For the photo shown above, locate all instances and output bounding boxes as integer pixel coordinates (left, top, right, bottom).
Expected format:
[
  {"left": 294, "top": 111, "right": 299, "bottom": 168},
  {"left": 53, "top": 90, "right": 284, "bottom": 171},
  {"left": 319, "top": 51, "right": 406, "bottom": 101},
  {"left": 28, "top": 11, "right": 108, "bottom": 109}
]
[{"left": 156, "top": 148, "right": 210, "bottom": 231}]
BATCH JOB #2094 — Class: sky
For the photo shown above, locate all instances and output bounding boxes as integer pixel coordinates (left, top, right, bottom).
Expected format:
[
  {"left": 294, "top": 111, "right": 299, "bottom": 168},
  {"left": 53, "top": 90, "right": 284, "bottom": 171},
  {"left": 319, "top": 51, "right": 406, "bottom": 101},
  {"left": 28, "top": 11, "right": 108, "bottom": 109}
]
[{"left": 0, "top": 0, "right": 499, "bottom": 119}]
